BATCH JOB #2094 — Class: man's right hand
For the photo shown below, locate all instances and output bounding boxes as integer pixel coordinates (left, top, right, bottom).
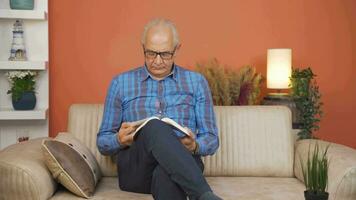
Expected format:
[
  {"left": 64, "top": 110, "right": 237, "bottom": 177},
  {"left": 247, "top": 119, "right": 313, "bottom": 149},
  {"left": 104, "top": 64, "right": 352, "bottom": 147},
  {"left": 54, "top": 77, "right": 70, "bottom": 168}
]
[{"left": 117, "top": 122, "right": 136, "bottom": 146}]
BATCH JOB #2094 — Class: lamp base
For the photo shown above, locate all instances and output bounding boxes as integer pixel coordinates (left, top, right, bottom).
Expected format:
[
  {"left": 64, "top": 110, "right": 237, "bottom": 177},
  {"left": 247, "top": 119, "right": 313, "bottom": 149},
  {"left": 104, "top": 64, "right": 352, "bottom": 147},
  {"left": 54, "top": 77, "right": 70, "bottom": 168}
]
[
  {"left": 266, "top": 92, "right": 289, "bottom": 97},
  {"left": 261, "top": 94, "right": 301, "bottom": 129}
]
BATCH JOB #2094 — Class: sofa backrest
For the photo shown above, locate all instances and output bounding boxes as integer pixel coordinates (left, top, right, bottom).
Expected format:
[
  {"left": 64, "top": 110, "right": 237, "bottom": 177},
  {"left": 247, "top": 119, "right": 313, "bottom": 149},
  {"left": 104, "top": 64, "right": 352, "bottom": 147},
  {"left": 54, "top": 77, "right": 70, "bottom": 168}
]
[
  {"left": 67, "top": 104, "right": 294, "bottom": 177},
  {"left": 68, "top": 104, "right": 117, "bottom": 177},
  {"left": 203, "top": 106, "right": 294, "bottom": 177}
]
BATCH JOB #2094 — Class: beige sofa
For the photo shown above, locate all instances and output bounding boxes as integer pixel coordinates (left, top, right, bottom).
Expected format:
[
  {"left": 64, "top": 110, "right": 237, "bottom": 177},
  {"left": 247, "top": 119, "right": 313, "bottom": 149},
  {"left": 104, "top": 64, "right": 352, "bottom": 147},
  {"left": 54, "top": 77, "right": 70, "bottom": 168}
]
[{"left": 0, "top": 104, "right": 355, "bottom": 200}]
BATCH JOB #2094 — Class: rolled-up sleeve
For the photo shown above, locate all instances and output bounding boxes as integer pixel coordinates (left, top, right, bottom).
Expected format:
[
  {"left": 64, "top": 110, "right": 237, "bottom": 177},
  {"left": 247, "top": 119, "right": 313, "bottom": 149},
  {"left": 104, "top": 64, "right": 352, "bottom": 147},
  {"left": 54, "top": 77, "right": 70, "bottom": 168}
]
[
  {"left": 97, "top": 77, "right": 123, "bottom": 155},
  {"left": 194, "top": 74, "right": 219, "bottom": 156}
]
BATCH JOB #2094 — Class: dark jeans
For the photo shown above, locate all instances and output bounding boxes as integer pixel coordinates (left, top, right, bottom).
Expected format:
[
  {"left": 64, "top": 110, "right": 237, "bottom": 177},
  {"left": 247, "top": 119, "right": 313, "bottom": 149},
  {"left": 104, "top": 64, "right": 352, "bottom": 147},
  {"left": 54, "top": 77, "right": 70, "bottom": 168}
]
[{"left": 117, "top": 119, "right": 212, "bottom": 200}]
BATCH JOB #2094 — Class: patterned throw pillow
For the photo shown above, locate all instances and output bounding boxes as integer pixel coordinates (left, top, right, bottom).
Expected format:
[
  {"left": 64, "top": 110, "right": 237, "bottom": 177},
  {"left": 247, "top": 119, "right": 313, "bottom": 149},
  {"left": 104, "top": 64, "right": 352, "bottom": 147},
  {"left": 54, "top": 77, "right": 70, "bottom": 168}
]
[{"left": 42, "top": 133, "right": 102, "bottom": 198}]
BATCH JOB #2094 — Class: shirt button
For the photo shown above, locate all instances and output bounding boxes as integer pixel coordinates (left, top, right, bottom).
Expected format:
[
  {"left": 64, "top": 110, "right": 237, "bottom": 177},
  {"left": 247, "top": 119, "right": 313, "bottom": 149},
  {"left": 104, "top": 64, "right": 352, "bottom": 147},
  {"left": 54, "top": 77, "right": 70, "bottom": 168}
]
[{"left": 155, "top": 101, "right": 160, "bottom": 108}]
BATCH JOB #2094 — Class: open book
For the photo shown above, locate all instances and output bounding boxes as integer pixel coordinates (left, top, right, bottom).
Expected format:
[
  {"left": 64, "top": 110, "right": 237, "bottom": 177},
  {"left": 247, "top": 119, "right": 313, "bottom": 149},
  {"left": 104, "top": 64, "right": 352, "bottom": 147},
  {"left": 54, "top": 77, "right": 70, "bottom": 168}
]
[{"left": 128, "top": 116, "right": 193, "bottom": 139}]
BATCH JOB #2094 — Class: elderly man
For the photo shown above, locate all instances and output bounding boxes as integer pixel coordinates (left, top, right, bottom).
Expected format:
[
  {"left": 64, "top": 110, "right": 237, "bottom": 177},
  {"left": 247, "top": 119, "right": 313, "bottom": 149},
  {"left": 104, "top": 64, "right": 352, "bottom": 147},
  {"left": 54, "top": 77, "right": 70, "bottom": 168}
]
[{"left": 97, "top": 18, "right": 221, "bottom": 200}]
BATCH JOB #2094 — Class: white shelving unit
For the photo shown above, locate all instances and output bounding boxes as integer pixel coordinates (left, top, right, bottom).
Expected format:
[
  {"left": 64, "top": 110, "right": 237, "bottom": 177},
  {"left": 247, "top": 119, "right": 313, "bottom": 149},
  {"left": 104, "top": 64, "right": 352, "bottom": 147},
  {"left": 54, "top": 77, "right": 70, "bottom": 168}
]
[
  {"left": 0, "top": 61, "right": 47, "bottom": 70},
  {"left": 0, "top": 0, "right": 48, "bottom": 150},
  {"left": 0, "top": 108, "right": 47, "bottom": 120},
  {"left": 0, "top": 9, "right": 46, "bottom": 20}
]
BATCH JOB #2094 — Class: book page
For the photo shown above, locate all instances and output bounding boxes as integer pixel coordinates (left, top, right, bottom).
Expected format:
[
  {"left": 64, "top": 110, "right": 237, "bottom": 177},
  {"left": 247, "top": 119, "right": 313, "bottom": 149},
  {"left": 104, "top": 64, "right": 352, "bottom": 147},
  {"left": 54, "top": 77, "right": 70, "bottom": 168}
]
[
  {"left": 128, "top": 116, "right": 193, "bottom": 139},
  {"left": 161, "top": 117, "right": 192, "bottom": 137},
  {"left": 129, "top": 116, "right": 160, "bottom": 137}
]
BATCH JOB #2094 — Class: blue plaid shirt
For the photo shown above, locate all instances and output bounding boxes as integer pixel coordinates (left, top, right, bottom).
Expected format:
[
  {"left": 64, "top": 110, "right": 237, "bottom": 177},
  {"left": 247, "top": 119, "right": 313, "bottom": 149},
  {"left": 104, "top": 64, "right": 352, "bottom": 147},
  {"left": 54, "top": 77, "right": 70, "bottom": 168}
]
[{"left": 97, "top": 64, "right": 219, "bottom": 156}]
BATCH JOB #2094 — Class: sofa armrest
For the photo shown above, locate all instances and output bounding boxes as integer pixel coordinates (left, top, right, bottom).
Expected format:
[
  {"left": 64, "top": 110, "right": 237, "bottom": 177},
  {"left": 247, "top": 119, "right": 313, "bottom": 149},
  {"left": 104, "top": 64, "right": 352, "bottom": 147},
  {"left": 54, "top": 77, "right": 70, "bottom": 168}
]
[
  {"left": 0, "top": 138, "right": 57, "bottom": 200},
  {"left": 294, "top": 139, "right": 356, "bottom": 200}
]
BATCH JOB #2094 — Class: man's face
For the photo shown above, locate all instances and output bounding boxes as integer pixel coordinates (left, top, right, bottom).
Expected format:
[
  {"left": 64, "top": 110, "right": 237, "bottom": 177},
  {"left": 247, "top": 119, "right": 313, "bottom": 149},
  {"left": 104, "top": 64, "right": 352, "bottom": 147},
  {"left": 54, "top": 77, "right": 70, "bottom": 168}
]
[{"left": 143, "top": 26, "right": 179, "bottom": 79}]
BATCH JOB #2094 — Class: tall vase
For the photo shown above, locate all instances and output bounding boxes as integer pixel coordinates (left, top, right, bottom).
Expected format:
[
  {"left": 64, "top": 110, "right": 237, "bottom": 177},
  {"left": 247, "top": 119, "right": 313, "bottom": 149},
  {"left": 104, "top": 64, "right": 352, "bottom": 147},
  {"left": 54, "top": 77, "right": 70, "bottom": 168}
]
[
  {"left": 12, "top": 91, "right": 36, "bottom": 110},
  {"left": 10, "top": 0, "right": 34, "bottom": 10}
]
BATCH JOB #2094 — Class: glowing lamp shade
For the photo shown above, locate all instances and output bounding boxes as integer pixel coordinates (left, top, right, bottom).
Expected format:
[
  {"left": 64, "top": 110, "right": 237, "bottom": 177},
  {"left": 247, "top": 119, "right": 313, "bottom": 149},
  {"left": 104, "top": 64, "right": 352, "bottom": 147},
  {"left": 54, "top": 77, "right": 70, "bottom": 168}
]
[{"left": 267, "top": 49, "right": 292, "bottom": 89}]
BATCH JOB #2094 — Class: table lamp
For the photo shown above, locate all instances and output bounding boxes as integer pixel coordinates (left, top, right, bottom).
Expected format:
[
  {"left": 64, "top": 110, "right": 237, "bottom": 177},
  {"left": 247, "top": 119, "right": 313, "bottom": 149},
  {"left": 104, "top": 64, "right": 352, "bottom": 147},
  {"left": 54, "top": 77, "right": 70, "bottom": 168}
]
[
  {"left": 267, "top": 48, "right": 291, "bottom": 95},
  {"left": 262, "top": 48, "right": 300, "bottom": 128}
]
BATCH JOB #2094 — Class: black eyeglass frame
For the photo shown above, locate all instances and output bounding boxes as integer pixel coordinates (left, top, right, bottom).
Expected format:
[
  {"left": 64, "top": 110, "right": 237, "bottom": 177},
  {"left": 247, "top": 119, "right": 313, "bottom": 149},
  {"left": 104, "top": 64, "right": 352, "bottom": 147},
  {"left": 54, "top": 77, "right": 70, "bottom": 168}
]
[{"left": 142, "top": 45, "right": 177, "bottom": 60}]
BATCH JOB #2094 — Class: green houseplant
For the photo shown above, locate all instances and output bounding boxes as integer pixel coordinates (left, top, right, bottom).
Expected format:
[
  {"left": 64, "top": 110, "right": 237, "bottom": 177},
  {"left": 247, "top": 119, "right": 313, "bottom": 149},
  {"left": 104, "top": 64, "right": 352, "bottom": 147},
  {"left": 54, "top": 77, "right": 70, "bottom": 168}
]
[
  {"left": 5, "top": 70, "right": 38, "bottom": 110},
  {"left": 195, "top": 58, "right": 263, "bottom": 105},
  {"left": 300, "top": 142, "right": 330, "bottom": 200},
  {"left": 289, "top": 67, "right": 323, "bottom": 139}
]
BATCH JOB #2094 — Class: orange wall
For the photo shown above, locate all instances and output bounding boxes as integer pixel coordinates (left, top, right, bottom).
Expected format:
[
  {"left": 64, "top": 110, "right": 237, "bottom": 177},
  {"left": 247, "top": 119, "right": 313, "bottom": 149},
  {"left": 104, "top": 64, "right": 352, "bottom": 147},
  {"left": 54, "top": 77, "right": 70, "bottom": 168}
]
[{"left": 49, "top": 0, "right": 356, "bottom": 148}]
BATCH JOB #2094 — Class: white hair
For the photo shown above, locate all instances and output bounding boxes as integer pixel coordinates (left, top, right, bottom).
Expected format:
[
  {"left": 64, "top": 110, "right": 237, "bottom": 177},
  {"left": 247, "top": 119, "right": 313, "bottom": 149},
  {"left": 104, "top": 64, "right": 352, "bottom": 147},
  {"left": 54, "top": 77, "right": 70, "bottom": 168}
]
[{"left": 141, "top": 18, "right": 180, "bottom": 46}]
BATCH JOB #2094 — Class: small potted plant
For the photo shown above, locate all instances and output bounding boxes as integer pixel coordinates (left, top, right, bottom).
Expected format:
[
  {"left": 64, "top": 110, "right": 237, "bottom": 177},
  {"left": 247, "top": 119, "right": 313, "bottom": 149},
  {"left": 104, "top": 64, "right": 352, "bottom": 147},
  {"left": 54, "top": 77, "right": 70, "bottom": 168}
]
[
  {"left": 5, "top": 70, "right": 38, "bottom": 110},
  {"left": 300, "top": 142, "right": 330, "bottom": 200}
]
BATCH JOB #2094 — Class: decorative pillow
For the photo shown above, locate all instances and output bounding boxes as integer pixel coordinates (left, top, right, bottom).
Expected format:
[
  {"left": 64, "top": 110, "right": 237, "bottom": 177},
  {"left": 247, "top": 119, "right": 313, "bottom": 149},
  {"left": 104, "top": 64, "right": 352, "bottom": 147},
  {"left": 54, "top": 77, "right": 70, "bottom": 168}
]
[{"left": 42, "top": 133, "right": 102, "bottom": 198}]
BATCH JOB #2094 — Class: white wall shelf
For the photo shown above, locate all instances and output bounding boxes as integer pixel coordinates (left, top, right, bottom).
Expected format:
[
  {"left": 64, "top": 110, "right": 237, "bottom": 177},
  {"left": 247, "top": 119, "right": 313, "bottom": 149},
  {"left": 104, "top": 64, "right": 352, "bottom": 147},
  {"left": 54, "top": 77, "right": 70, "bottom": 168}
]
[
  {"left": 0, "top": 61, "right": 47, "bottom": 70},
  {"left": 0, "top": 9, "right": 46, "bottom": 20},
  {"left": 0, "top": 0, "right": 49, "bottom": 149},
  {"left": 0, "top": 108, "right": 47, "bottom": 120}
]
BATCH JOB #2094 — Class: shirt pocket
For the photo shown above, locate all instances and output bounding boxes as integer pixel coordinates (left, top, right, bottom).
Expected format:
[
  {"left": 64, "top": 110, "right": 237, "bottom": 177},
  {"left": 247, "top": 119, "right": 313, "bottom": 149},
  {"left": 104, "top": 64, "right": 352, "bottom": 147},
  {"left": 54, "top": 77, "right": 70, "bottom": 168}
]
[
  {"left": 165, "top": 91, "right": 195, "bottom": 120},
  {"left": 166, "top": 91, "right": 195, "bottom": 107}
]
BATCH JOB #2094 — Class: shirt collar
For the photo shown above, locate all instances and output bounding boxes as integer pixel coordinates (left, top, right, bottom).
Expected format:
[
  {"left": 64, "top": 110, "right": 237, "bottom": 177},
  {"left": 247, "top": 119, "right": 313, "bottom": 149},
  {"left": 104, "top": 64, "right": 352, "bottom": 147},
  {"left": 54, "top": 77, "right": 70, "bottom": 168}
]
[{"left": 140, "top": 63, "right": 178, "bottom": 82}]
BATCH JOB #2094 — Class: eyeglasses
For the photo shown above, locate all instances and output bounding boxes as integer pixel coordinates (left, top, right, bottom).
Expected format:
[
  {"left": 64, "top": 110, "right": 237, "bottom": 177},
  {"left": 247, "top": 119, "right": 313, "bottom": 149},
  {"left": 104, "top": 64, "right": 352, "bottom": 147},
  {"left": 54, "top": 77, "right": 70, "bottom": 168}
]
[{"left": 143, "top": 46, "right": 177, "bottom": 60}]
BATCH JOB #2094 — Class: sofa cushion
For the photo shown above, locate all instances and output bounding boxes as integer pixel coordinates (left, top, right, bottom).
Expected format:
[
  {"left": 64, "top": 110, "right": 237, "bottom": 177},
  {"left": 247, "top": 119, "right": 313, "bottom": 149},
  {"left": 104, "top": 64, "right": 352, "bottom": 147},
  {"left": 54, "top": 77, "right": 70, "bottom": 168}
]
[
  {"left": 42, "top": 133, "right": 102, "bottom": 198},
  {"left": 49, "top": 177, "right": 305, "bottom": 200},
  {"left": 208, "top": 177, "right": 305, "bottom": 200},
  {"left": 0, "top": 138, "right": 57, "bottom": 200},
  {"left": 203, "top": 106, "right": 294, "bottom": 177}
]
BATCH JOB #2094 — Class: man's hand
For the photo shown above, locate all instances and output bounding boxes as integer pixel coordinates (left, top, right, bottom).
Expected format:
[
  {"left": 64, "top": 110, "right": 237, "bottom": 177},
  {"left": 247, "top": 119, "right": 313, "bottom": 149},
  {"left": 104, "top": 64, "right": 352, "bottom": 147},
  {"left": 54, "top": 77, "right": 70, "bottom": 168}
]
[
  {"left": 180, "top": 127, "right": 197, "bottom": 153},
  {"left": 117, "top": 122, "right": 136, "bottom": 146}
]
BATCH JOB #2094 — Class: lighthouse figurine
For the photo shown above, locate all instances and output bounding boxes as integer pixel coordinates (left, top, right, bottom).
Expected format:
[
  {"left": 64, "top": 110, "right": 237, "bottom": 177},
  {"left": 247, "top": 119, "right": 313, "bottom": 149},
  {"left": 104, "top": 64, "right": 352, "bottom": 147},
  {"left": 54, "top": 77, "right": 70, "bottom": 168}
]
[{"left": 9, "top": 20, "right": 27, "bottom": 61}]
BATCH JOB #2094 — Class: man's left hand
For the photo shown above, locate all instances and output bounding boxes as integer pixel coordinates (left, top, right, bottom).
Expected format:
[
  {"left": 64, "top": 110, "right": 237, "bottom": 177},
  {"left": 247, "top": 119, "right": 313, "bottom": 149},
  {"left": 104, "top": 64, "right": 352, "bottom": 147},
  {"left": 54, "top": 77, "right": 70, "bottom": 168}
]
[{"left": 180, "top": 128, "right": 197, "bottom": 153}]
